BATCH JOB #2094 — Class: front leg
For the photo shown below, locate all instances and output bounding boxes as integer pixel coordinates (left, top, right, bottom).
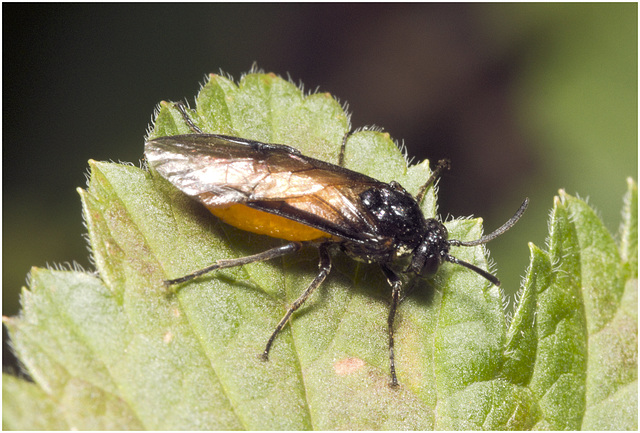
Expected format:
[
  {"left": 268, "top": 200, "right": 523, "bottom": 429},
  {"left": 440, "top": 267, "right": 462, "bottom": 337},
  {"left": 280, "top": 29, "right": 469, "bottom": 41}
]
[{"left": 381, "top": 265, "right": 403, "bottom": 387}]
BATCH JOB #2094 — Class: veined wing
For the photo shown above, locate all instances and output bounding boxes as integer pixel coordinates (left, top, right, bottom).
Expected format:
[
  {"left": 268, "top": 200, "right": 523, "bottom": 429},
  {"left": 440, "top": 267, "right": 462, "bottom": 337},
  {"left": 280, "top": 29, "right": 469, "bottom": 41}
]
[{"left": 145, "top": 134, "right": 388, "bottom": 242}]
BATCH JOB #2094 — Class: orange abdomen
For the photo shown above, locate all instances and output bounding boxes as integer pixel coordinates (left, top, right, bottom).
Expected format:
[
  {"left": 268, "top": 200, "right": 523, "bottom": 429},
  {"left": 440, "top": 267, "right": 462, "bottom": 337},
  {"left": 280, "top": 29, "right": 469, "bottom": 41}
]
[{"left": 207, "top": 203, "right": 331, "bottom": 241}]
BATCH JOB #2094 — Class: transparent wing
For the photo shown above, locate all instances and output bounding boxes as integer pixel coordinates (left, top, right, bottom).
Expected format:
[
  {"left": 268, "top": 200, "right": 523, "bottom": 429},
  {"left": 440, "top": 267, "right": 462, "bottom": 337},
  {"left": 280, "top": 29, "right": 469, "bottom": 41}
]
[{"left": 145, "top": 134, "right": 387, "bottom": 241}]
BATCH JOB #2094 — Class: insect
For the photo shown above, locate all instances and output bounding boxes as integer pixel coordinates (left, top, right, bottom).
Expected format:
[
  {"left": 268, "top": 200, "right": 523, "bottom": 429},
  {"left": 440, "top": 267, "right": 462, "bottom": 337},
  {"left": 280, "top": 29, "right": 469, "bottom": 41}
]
[{"left": 145, "top": 102, "right": 528, "bottom": 387}]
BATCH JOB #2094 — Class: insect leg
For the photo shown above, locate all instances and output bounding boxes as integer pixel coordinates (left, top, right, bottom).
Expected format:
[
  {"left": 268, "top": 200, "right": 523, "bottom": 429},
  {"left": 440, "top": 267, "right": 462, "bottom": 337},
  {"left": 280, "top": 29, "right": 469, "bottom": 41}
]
[
  {"left": 261, "top": 243, "right": 332, "bottom": 361},
  {"left": 382, "top": 265, "right": 403, "bottom": 387},
  {"left": 173, "top": 101, "right": 205, "bottom": 134},
  {"left": 338, "top": 131, "right": 350, "bottom": 167},
  {"left": 398, "top": 277, "right": 418, "bottom": 304},
  {"left": 415, "top": 159, "right": 451, "bottom": 204},
  {"left": 165, "top": 242, "right": 302, "bottom": 285}
]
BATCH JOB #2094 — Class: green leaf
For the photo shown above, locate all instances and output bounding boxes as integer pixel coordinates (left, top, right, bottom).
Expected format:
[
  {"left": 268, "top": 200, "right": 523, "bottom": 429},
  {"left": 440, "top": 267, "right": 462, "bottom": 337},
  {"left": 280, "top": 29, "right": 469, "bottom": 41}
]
[
  {"left": 3, "top": 72, "right": 637, "bottom": 430},
  {"left": 3, "top": 270, "right": 144, "bottom": 430},
  {"left": 2, "top": 373, "right": 68, "bottom": 430},
  {"left": 505, "top": 181, "right": 638, "bottom": 430}
]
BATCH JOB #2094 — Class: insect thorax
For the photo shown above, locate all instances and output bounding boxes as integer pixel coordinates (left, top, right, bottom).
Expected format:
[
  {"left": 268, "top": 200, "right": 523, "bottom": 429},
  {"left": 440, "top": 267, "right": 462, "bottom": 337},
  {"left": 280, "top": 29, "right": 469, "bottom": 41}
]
[{"left": 337, "top": 183, "right": 430, "bottom": 265}]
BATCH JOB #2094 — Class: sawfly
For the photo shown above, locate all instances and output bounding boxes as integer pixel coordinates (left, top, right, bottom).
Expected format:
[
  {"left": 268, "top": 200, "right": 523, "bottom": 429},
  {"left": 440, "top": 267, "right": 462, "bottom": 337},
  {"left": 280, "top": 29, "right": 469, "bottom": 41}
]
[{"left": 145, "top": 102, "right": 528, "bottom": 386}]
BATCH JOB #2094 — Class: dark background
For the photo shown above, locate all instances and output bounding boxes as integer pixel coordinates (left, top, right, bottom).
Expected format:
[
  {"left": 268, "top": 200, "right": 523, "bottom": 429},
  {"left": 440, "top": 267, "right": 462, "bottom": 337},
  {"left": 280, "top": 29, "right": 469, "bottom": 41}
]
[{"left": 4, "top": 4, "right": 637, "bottom": 372}]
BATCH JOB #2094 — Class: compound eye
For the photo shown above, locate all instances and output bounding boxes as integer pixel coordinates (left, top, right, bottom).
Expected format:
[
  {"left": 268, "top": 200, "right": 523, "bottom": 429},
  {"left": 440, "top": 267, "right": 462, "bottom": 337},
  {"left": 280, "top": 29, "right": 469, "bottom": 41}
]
[
  {"left": 410, "top": 241, "right": 442, "bottom": 275},
  {"left": 420, "top": 255, "right": 442, "bottom": 276}
]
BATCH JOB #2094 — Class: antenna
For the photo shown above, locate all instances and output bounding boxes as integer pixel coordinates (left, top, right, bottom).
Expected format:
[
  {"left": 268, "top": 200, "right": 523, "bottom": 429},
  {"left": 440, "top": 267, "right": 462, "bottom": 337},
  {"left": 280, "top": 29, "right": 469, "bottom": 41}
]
[
  {"left": 449, "top": 198, "right": 529, "bottom": 247},
  {"left": 446, "top": 197, "right": 529, "bottom": 286}
]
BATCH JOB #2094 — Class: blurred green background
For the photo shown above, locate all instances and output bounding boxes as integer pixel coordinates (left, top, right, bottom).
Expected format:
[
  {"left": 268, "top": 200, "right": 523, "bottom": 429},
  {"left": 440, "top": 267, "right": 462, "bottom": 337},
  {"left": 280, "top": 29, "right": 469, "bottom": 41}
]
[{"left": 3, "top": 4, "right": 637, "bottom": 371}]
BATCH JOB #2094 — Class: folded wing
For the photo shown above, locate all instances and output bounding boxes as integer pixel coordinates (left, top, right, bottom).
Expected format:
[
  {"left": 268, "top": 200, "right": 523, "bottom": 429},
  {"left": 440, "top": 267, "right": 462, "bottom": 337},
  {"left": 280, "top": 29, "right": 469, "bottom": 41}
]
[{"left": 145, "top": 134, "right": 387, "bottom": 242}]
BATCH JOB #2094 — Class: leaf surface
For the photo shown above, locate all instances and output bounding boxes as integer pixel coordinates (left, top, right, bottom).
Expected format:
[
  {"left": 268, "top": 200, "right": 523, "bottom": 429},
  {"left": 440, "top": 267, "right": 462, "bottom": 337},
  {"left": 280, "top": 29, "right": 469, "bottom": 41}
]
[{"left": 3, "top": 73, "right": 636, "bottom": 430}]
